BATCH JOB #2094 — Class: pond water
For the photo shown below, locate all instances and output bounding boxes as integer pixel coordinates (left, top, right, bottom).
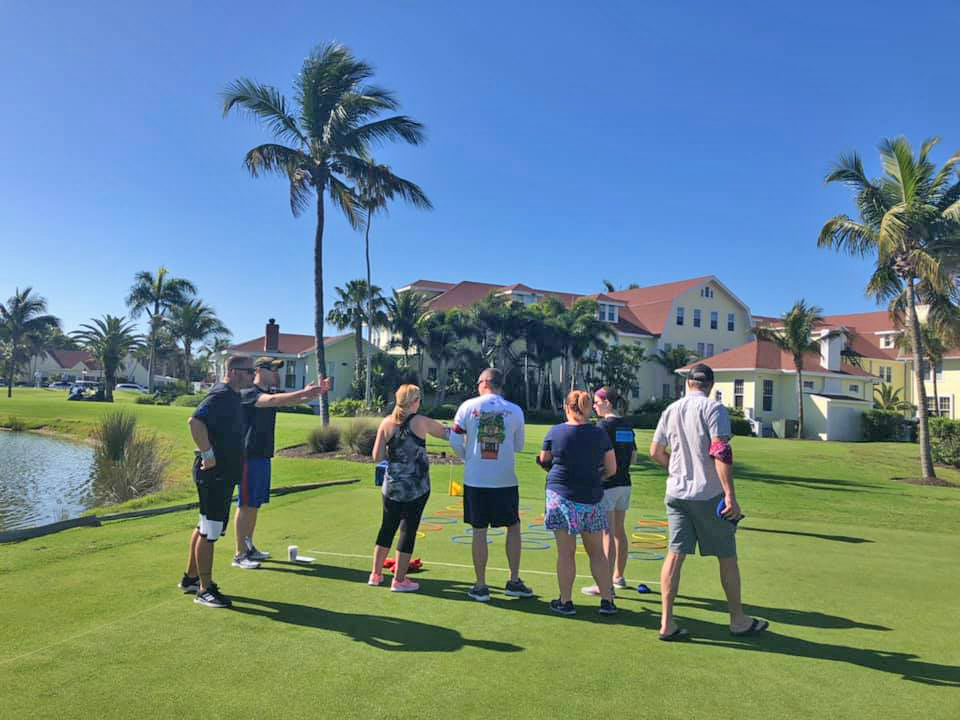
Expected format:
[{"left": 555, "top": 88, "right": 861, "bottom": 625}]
[{"left": 0, "top": 431, "right": 95, "bottom": 532}]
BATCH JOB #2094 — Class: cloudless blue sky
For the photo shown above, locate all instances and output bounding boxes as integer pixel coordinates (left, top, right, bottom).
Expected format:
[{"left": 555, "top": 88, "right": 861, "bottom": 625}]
[{"left": 2, "top": 0, "right": 959, "bottom": 344}]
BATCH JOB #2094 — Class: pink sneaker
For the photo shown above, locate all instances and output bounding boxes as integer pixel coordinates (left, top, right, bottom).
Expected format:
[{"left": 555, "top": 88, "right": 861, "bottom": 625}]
[
  {"left": 368, "top": 573, "right": 383, "bottom": 586},
  {"left": 391, "top": 578, "right": 420, "bottom": 593}
]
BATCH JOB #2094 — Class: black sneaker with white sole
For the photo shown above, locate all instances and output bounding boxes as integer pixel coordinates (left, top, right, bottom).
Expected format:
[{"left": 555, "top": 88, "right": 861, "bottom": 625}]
[
  {"left": 194, "top": 583, "right": 232, "bottom": 608},
  {"left": 549, "top": 599, "right": 576, "bottom": 616},
  {"left": 505, "top": 579, "right": 534, "bottom": 597},
  {"left": 599, "top": 598, "right": 618, "bottom": 615},
  {"left": 178, "top": 574, "right": 200, "bottom": 594},
  {"left": 467, "top": 585, "right": 491, "bottom": 602}
]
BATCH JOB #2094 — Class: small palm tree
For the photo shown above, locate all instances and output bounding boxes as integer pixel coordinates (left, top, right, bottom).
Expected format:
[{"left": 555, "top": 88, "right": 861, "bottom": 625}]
[
  {"left": 417, "top": 309, "right": 466, "bottom": 404},
  {"left": 654, "top": 347, "right": 699, "bottom": 400},
  {"left": 0, "top": 288, "right": 61, "bottom": 397},
  {"left": 874, "top": 383, "right": 913, "bottom": 414},
  {"left": 356, "top": 162, "right": 432, "bottom": 408},
  {"left": 71, "top": 316, "right": 144, "bottom": 401},
  {"left": 166, "top": 301, "right": 230, "bottom": 385},
  {"left": 386, "top": 290, "right": 428, "bottom": 380},
  {"left": 126, "top": 268, "right": 197, "bottom": 393},
  {"left": 223, "top": 43, "right": 426, "bottom": 425},
  {"left": 819, "top": 136, "right": 960, "bottom": 479},
  {"left": 470, "top": 293, "right": 527, "bottom": 371},
  {"left": 754, "top": 300, "right": 824, "bottom": 439},
  {"left": 327, "top": 279, "right": 386, "bottom": 388}
]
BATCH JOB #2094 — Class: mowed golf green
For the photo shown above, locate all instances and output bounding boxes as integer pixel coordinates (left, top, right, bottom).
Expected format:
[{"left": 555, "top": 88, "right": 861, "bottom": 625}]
[{"left": 1, "top": 389, "right": 959, "bottom": 719}]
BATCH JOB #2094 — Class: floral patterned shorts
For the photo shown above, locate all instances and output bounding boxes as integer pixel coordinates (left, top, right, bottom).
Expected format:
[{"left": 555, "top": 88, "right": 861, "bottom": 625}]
[{"left": 544, "top": 489, "right": 608, "bottom": 536}]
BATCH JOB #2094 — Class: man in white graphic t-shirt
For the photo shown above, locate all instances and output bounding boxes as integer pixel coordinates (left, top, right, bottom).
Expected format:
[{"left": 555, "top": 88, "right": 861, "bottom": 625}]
[{"left": 449, "top": 368, "right": 534, "bottom": 602}]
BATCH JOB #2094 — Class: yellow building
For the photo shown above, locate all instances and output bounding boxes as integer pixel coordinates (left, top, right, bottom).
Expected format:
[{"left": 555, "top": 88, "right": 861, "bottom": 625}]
[{"left": 678, "top": 331, "right": 877, "bottom": 441}]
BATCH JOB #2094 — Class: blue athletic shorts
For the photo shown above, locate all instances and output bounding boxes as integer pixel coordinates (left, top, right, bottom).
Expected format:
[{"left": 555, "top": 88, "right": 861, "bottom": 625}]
[{"left": 239, "top": 457, "right": 271, "bottom": 508}]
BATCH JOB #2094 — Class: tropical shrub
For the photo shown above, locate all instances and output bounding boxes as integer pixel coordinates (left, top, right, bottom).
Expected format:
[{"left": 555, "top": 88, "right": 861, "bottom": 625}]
[
  {"left": 91, "top": 411, "right": 169, "bottom": 502},
  {"left": 172, "top": 392, "right": 207, "bottom": 407},
  {"left": 330, "top": 398, "right": 363, "bottom": 417},
  {"left": 308, "top": 426, "right": 341, "bottom": 453},
  {"left": 277, "top": 404, "right": 315, "bottom": 415},
  {"left": 421, "top": 404, "right": 458, "bottom": 420},
  {"left": 929, "top": 418, "right": 960, "bottom": 466},
  {"left": 343, "top": 420, "right": 378, "bottom": 453},
  {"left": 862, "top": 410, "right": 908, "bottom": 442},
  {"left": 4, "top": 415, "right": 26, "bottom": 431},
  {"left": 355, "top": 428, "right": 378, "bottom": 456}
]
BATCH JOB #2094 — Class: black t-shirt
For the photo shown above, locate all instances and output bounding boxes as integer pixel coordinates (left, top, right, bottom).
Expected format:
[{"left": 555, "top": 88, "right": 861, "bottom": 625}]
[
  {"left": 192, "top": 383, "right": 245, "bottom": 472},
  {"left": 599, "top": 416, "right": 636, "bottom": 489},
  {"left": 241, "top": 386, "right": 277, "bottom": 458}
]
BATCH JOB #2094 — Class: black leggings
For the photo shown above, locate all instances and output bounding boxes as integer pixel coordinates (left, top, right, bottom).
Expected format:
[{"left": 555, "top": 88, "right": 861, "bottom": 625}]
[{"left": 376, "top": 492, "right": 430, "bottom": 554}]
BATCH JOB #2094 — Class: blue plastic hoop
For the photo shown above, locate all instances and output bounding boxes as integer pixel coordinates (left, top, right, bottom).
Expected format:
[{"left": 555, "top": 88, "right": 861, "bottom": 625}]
[{"left": 451, "top": 535, "right": 491, "bottom": 545}]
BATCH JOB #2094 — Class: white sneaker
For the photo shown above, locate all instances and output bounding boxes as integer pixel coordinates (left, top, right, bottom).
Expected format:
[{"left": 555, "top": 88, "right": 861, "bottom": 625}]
[{"left": 231, "top": 553, "right": 260, "bottom": 569}]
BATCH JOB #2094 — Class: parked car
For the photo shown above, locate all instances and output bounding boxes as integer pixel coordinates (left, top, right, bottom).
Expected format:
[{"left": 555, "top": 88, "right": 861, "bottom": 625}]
[
  {"left": 115, "top": 383, "right": 147, "bottom": 393},
  {"left": 49, "top": 381, "right": 72, "bottom": 390},
  {"left": 71, "top": 380, "right": 102, "bottom": 392}
]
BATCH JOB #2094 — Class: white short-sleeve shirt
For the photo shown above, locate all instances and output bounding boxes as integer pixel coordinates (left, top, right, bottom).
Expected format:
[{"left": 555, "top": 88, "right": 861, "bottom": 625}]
[{"left": 449, "top": 394, "right": 525, "bottom": 488}]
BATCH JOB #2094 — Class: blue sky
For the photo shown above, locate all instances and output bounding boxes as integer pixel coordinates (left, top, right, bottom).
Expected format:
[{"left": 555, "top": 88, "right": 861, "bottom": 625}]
[{"left": 2, "top": 0, "right": 959, "bottom": 344}]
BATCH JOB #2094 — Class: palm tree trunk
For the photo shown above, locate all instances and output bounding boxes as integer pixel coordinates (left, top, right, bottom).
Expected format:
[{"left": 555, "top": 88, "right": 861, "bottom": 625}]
[
  {"left": 146, "top": 310, "right": 159, "bottom": 393},
  {"left": 184, "top": 341, "right": 192, "bottom": 385},
  {"left": 931, "top": 354, "right": 940, "bottom": 418},
  {"left": 438, "top": 359, "right": 446, "bottom": 405},
  {"left": 796, "top": 361, "right": 805, "bottom": 439},
  {"left": 536, "top": 363, "right": 544, "bottom": 410},
  {"left": 6, "top": 357, "right": 13, "bottom": 398},
  {"left": 354, "top": 327, "right": 363, "bottom": 390},
  {"left": 314, "top": 188, "right": 330, "bottom": 426},
  {"left": 364, "top": 213, "right": 374, "bottom": 410},
  {"left": 907, "top": 280, "right": 936, "bottom": 479},
  {"left": 524, "top": 352, "right": 530, "bottom": 410}
]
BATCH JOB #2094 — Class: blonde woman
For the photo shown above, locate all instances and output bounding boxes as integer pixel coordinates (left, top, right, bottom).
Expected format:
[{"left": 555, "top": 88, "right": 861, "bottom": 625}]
[
  {"left": 370, "top": 384, "right": 450, "bottom": 592},
  {"left": 538, "top": 391, "right": 618, "bottom": 616}
]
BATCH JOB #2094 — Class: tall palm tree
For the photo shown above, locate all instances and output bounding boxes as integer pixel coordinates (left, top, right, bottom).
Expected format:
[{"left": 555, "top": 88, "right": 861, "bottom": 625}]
[
  {"left": 386, "top": 290, "right": 428, "bottom": 380},
  {"left": 71, "top": 316, "right": 144, "bottom": 401},
  {"left": 327, "top": 279, "right": 386, "bottom": 388},
  {"left": 874, "top": 383, "right": 913, "bottom": 414},
  {"left": 653, "top": 347, "right": 699, "bottom": 400},
  {"left": 0, "top": 288, "right": 60, "bottom": 397},
  {"left": 470, "top": 293, "right": 527, "bottom": 370},
  {"left": 199, "top": 336, "right": 232, "bottom": 381},
  {"left": 126, "top": 268, "right": 197, "bottom": 393},
  {"left": 753, "top": 300, "right": 824, "bottom": 439},
  {"left": 223, "top": 43, "right": 426, "bottom": 424},
  {"left": 166, "top": 300, "right": 230, "bottom": 385},
  {"left": 567, "top": 299, "right": 613, "bottom": 390},
  {"left": 819, "top": 136, "right": 960, "bottom": 480},
  {"left": 417, "top": 309, "right": 465, "bottom": 404},
  {"left": 356, "top": 162, "right": 432, "bottom": 408}
]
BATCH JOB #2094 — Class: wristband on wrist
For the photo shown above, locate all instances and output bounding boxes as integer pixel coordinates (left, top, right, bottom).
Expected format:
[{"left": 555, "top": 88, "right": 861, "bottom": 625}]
[{"left": 200, "top": 448, "right": 215, "bottom": 463}]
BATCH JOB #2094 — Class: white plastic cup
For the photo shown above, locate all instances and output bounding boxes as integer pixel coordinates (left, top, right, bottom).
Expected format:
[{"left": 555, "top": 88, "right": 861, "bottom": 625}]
[{"left": 288, "top": 545, "right": 298, "bottom": 561}]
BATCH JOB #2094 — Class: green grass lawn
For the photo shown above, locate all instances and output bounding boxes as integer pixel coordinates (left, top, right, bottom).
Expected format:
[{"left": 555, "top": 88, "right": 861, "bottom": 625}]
[{"left": 2, "top": 388, "right": 959, "bottom": 718}]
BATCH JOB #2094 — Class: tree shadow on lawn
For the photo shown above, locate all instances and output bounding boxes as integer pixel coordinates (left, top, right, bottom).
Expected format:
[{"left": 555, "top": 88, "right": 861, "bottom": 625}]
[
  {"left": 261, "top": 561, "right": 660, "bottom": 629},
  {"left": 682, "top": 618, "right": 960, "bottom": 687},
  {"left": 230, "top": 595, "right": 523, "bottom": 653},
  {"left": 740, "top": 526, "right": 874, "bottom": 544},
  {"left": 735, "top": 467, "right": 886, "bottom": 494}
]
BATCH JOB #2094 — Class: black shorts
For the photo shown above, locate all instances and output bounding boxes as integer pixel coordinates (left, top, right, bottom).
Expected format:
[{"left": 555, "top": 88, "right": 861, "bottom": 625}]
[
  {"left": 463, "top": 485, "right": 520, "bottom": 529},
  {"left": 193, "top": 455, "right": 239, "bottom": 542}
]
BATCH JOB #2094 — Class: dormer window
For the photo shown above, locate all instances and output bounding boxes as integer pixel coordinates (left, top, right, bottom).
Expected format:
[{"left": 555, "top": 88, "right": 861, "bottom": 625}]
[
  {"left": 598, "top": 303, "right": 618, "bottom": 323},
  {"left": 700, "top": 286, "right": 714, "bottom": 298},
  {"left": 880, "top": 334, "right": 895, "bottom": 349}
]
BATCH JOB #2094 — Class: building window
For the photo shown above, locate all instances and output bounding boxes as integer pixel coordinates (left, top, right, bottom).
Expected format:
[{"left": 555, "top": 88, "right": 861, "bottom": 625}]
[
  {"left": 940, "top": 396, "right": 951, "bottom": 417},
  {"left": 697, "top": 342, "right": 705, "bottom": 356},
  {"left": 677, "top": 343, "right": 685, "bottom": 350},
  {"left": 693, "top": 309, "right": 701, "bottom": 328},
  {"left": 663, "top": 342, "right": 672, "bottom": 352},
  {"left": 706, "top": 343, "right": 714, "bottom": 357},
  {"left": 285, "top": 364, "right": 296, "bottom": 389},
  {"left": 632, "top": 386, "right": 640, "bottom": 399},
  {"left": 598, "top": 305, "right": 606, "bottom": 322},
  {"left": 849, "top": 384, "right": 858, "bottom": 393},
  {"left": 676, "top": 307, "right": 684, "bottom": 326},
  {"left": 762, "top": 379, "right": 773, "bottom": 412},
  {"left": 700, "top": 286, "right": 714, "bottom": 298},
  {"left": 710, "top": 311, "right": 718, "bottom": 330},
  {"left": 734, "top": 379, "right": 744, "bottom": 409},
  {"left": 727, "top": 313, "right": 735, "bottom": 332},
  {"left": 803, "top": 380, "right": 814, "bottom": 390},
  {"left": 662, "top": 383, "right": 671, "bottom": 400},
  {"left": 881, "top": 334, "right": 894, "bottom": 349},
  {"left": 427, "top": 367, "right": 437, "bottom": 381},
  {"left": 715, "top": 390, "right": 722, "bottom": 402}
]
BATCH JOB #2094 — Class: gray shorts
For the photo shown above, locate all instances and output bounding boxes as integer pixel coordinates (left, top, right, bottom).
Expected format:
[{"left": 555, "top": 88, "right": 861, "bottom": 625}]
[
  {"left": 665, "top": 494, "right": 737, "bottom": 558},
  {"left": 601, "top": 486, "right": 632, "bottom": 513}
]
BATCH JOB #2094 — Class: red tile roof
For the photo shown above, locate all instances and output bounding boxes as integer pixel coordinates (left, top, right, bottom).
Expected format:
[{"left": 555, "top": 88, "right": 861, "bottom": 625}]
[
  {"left": 49, "top": 350, "right": 99, "bottom": 370},
  {"left": 228, "top": 333, "right": 353, "bottom": 355},
  {"left": 817, "top": 311, "right": 901, "bottom": 360},
  {"left": 679, "top": 340, "right": 875, "bottom": 378},
  {"left": 607, "top": 277, "right": 718, "bottom": 335}
]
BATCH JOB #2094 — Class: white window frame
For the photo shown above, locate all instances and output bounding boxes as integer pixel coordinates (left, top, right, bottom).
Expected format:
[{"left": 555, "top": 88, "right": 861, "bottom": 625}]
[
  {"left": 697, "top": 342, "right": 705, "bottom": 356},
  {"left": 710, "top": 311, "right": 718, "bottom": 329},
  {"left": 727, "top": 313, "right": 735, "bottom": 332},
  {"left": 706, "top": 343, "right": 714, "bottom": 356},
  {"left": 676, "top": 306, "right": 685, "bottom": 326},
  {"left": 762, "top": 379, "right": 773, "bottom": 412},
  {"left": 733, "top": 379, "right": 744, "bottom": 409},
  {"left": 663, "top": 342, "right": 672, "bottom": 352},
  {"left": 693, "top": 309, "right": 701, "bottom": 328},
  {"left": 939, "top": 396, "right": 951, "bottom": 417},
  {"left": 849, "top": 383, "right": 859, "bottom": 393}
]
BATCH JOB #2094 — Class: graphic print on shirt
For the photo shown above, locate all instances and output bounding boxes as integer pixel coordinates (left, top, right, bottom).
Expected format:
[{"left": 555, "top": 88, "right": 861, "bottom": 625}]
[{"left": 476, "top": 411, "right": 506, "bottom": 459}]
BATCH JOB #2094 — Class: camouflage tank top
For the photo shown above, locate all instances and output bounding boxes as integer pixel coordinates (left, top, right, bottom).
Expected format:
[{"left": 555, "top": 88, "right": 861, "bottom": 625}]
[{"left": 383, "top": 414, "right": 430, "bottom": 502}]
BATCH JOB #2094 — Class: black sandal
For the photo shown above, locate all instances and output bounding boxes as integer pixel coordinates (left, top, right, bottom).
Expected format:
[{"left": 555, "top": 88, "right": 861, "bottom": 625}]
[{"left": 658, "top": 627, "right": 690, "bottom": 642}]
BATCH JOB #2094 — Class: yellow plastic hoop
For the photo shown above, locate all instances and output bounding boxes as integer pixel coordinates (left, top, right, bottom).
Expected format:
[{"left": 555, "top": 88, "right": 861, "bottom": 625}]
[
  {"left": 416, "top": 531, "right": 426, "bottom": 539},
  {"left": 632, "top": 532, "right": 666, "bottom": 541}
]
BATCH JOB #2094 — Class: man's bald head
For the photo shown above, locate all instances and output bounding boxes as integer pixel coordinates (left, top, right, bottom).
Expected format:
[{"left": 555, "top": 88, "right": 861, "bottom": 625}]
[{"left": 477, "top": 367, "right": 503, "bottom": 395}]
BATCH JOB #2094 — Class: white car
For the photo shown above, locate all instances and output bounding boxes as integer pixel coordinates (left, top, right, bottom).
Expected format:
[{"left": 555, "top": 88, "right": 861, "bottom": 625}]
[
  {"left": 49, "top": 381, "right": 73, "bottom": 390},
  {"left": 115, "top": 383, "right": 147, "bottom": 393}
]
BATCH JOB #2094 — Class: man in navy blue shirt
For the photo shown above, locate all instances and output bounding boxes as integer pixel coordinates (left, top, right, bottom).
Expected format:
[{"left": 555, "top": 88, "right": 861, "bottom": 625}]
[{"left": 178, "top": 355, "right": 254, "bottom": 609}]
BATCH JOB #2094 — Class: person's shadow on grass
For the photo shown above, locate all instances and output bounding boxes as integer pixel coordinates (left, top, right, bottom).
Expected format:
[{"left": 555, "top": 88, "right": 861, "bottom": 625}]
[
  {"left": 662, "top": 594, "right": 891, "bottom": 631},
  {"left": 229, "top": 595, "right": 523, "bottom": 654},
  {"left": 739, "top": 526, "right": 874, "bottom": 544}
]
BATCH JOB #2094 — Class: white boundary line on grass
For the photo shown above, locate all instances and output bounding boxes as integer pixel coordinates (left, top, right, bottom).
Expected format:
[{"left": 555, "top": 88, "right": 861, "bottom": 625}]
[
  {"left": 0, "top": 598, "right": 178, "bottom": 668},
  {"left": 306, "top": 549, "right": 661, "bottom": 585}
]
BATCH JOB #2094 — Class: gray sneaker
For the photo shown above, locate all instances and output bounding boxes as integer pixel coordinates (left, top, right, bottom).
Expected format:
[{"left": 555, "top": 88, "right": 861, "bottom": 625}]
[
  {"left": 246, "top": 546, "right": 271, "bottom": 561},
  {"left": 467, "top": 585, "right": 491, "bottom": 602},
  {"left": 231, "top": 553, "right": 261, "bottom": 570}
]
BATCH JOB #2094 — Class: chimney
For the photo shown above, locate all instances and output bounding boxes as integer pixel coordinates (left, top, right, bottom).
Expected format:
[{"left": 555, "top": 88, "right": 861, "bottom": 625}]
[
  {"left": 819, "top": 329, "right": 844, "bottom": 372},
  {"left": 264, "top": 318, "right": 279, "bottom": 352}
]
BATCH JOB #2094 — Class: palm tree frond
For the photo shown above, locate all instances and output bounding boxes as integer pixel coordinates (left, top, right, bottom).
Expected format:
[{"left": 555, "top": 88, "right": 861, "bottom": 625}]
[{"left": 222, "top": 79, "right": 306, "bottom": 146}]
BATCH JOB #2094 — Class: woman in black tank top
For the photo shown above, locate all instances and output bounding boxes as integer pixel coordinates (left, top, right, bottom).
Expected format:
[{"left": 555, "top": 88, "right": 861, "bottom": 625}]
[{"left": 370, "top": 384, "right": 450, "bottom": 592}]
